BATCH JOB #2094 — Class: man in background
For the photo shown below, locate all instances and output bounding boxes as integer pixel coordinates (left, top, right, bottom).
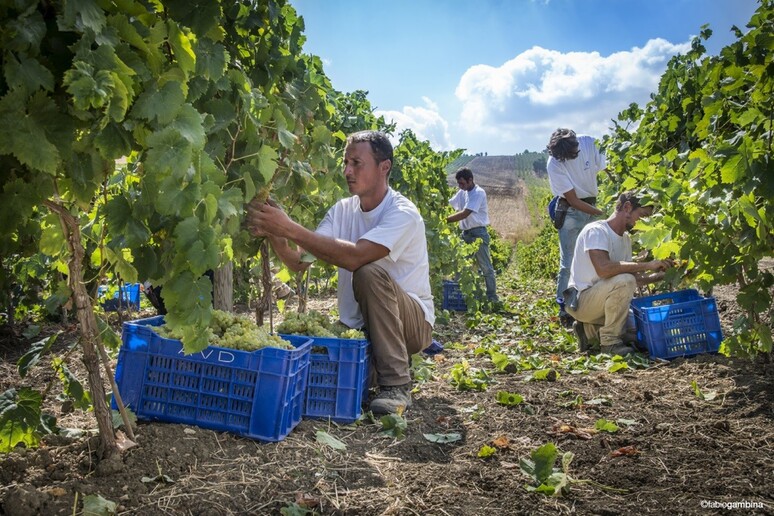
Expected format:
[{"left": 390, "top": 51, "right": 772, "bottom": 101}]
[
  {"left": 446, "top": 168, "right": 499, "bottom": 305},
  {"left": 547, "top": 128, "right": 606, "bottom": 327}
]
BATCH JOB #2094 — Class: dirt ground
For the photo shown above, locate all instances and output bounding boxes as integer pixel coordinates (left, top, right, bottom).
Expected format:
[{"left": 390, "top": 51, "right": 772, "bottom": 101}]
[{"left": 1, "top": 266, "right": 772, "bottom": 516}]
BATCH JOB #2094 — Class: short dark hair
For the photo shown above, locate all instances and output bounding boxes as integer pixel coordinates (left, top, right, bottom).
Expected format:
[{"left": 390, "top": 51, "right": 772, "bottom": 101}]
[
  {"left": 455, "top": 168, "right": 473, "bottom": 181},
  {"left": 346, "top": 131, "right": 393, "bottom": 171},
  {"left": 615, "top": 191, "right": 647, "bottom": 211},
  {"left": 547, "top": 128, "right": 580, "bottom": 162}
]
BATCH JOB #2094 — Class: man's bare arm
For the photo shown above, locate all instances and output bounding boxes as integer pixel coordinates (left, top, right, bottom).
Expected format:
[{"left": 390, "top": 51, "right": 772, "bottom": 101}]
[
  {"left": 589, "top": 249, "right": 672, "bottom": 279},
  {"left": 446, "top": 208, "right": 472, "bottom": 223}
]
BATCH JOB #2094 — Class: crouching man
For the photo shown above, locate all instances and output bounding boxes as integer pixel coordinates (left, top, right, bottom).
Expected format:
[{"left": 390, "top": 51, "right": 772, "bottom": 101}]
[
  {"left": 245, "top": 131, "right": 434, "bottom": 415},
  {"left": 565, "top": 191, "right": 672, "bottom": 355}
]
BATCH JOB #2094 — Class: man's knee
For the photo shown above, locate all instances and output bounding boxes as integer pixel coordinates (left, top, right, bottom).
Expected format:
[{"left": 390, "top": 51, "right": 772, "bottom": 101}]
[
  {"left": 353, "top": 263, "right": 389, "bottom": 298},
  {"left": 611, "top": 274, "right": 637, "bottom": 299}
]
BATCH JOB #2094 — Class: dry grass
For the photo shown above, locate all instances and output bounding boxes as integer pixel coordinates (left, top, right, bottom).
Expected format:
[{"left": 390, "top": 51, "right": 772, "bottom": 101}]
[{"left": 487, "top": 180, "right": 539, "bottom": 243}]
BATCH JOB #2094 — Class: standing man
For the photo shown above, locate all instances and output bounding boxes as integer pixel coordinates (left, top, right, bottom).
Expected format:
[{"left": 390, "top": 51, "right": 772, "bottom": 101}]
[
  {"left": 547, "top": 128, "right": 606, "bottom": 327},
  {"left": 245, "top": 131, "right": 434, "bottom": 415},
  {"left": 446, "top": 168, "right": 499, "bottom": 304},
  {"left": 565, "top": 191, "right": 672, "bottom": 356}
]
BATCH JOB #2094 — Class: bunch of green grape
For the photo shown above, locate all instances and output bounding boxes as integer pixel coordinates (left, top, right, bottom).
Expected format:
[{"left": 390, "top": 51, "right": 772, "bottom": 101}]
[
  {"left": 277, "top": 310, "right": 366, "bottom": 340},
  {"left": 154, "top": 310, "right": 293, "bottom": 351}
]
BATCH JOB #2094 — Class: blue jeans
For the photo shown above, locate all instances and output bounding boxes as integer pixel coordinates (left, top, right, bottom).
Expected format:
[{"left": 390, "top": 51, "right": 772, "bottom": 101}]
[
  {"left": 557, "top": 208, "right": 595, "bottom": 307},
  {"left": 462, "top": 227, "right": 498, "bottom": 302}
]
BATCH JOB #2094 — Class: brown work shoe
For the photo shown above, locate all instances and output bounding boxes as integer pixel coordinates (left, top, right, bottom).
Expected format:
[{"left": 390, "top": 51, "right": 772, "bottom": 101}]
[{"left": 370, "top": 383, "right": 412, "bottom": 415}]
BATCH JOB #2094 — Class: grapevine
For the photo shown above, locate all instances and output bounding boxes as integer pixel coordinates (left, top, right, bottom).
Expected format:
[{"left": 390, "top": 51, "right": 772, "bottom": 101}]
[{"left": 601, "top": 1, "right": 774, "bottom": 356}]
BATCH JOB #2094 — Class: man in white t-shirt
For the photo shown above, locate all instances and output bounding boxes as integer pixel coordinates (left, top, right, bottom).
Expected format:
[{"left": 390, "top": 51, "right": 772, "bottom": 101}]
[
  {"left": 245, "top": 131, "right": 433, "bottom": 415},
  {"left": 565, "top": 191, "right": 672, "bottom": 356},
  {"left": 446, "top": 168, "right": 499, "bottom": 304},
  {"left": 547, "top": 128, "right": 606, "bottom": 328}
]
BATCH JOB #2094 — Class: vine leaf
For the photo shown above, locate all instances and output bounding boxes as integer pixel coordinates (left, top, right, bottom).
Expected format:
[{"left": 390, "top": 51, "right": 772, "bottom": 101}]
[
  {"left": 17, "top": 332, "right": 60, "bottom": 378},
  {"left": 0, "top": 388, "right": 43, "bottom": 452}
]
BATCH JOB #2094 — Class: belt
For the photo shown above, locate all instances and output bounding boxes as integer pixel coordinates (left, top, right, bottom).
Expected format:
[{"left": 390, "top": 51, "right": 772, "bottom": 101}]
[
  {"left": 580, "top": 197, "right": 596, "bottom": 205},
  {"left": 462, "top": 226, "right": 485, "bottom": 233}
]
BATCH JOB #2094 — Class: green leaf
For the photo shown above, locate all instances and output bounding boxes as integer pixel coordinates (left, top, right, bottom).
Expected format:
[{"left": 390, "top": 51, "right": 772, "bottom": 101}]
[
  {"left": 0, "top": 91, "right": 61, "bottom": 174},
  {"left": 94, "top": 122, "right": 132, "bottom": 160},
  {"left": 146, "top": 127, "right": 193, "bottom": 178},
  {"left": 171, "top": 104, "right": 206, "bottom": 148},
  {"left": 133, "top": 81, "right": 185, "bottom": 124},
  {"left": 167, "top": 21, "right": 196, "bottom": 74},
  {"left": 608, "top": 362, "right": 629, "bottom": 373},
  {"left": 278, "top": 128, "right": 297, "bottom": 149},
  {"left": 0, "top": 388, "right": 43, "bottom": 452},
  {"left": 17, "top": 332, "right": 60, "bottom": 378},
  {"left": 530, "top": 443, "right": 558, "bottom": 483},
  {"left": 477, "top": 445, "right": 496, "bottom": 458},
  {"left": 256, "top": 145, "right": 279, "bottom": 183},
  {"left": 111, "top": 408, "right": 137, "bottom": 430},
  {"left": 82, "top": 494, "right": 117, "bottom": 516},
  {"left": 3, "top": 54, "right": 54, "bottom": 93},
  {"left": 195, "top": 38, "right": 228, "bottom": 81},
  {"left": 594, "top": 418, "right": 619, "bottom": 433},
  {"left": 315, "top": 430, "right": 347, "bottom": 451},
  {"left": 495, "top": 391, "right": 524, "bottom": 406},
  {"left": 379, "top": 413, "right": 407, "bottom": 439},
  {"left": 61, "top": 0, "right": 107, "bottom": 33},
  {"left": 173, "top": 217, "right": 219, "bottom": 276},
  {"left": 53, "top": 358, "right": 92, "bottom": 410},
  {"left": 96, "top": 317, "right": 122, "bottom": 352},
  {"left": 490, "top": 351, "right": 510, "bottom": 371},
  {"left": 719, "top": 153, "right": 746, "bottom": 184},
  {"left": 530, "top": 368, "right": 559, "bottom": 382},
  {"left": 104, "top": 195, "right": 150, "bottom": 248},
  {"left": 163, "top": 0, "right": 221, "bottom": 36},
  {"left": 6, "top": 11, "right": 47, "bottom": 52},
  {"left": 39, "top": 215, "right": 67, "bottom": 257},
  {"left": 423, "top": 432, "right": 462, "bottom": 444}
]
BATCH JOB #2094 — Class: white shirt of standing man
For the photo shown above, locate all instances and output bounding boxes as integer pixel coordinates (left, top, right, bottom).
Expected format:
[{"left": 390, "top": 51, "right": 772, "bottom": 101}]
[{"left": 449, "top": 179, "right": 490, "bottom": 231}]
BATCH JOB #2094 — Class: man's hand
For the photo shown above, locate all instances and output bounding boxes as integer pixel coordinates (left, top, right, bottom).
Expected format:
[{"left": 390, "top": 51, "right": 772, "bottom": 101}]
[
  {"left": 245, "top": 198, "right": 291, "bottom": 238},
  {"left": 647, "top": 259, "right": 673, "bottom": 272}
]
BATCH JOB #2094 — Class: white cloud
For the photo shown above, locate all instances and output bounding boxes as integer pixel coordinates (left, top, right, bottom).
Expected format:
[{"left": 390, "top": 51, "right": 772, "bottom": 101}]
[
  {"left": 454, "top": 38, "right": 691, "bottom": 152},
  {"left": 375, "top": 98, "right": 454, "bottom": 151}
]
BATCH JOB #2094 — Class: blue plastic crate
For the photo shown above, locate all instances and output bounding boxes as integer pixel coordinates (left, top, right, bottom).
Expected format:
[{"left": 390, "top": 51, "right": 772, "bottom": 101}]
[
  {"left": 442, "top": 280, "right": 467, "bottom": 311},
  {"left": 288, "top": 335, "right": 370, "bottom": 423},
  {"left": 113, "top": 316, "right": 311, "bottom": 442},
  {"left": 99, "top": 283, "right": 141, "bottom": 311},
  {"left": 630, "top": 289, "right": 723, "bottom": 360}
]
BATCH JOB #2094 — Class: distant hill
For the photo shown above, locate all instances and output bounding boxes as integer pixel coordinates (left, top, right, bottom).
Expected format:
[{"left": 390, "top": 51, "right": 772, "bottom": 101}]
[
  {"left": 446, "top": 153, "right": 546, "bottom": 195},
  {"left": 449, "top": 156, "right": 519, "bottom": 192}
]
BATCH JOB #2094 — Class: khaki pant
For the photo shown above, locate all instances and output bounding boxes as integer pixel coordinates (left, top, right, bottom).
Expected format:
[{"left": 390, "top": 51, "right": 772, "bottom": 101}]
[
  {"left": 353, "top": 263, "right": 432, "bottom": 386},
  {"left": 567, "top": 274, "right": 636, "bottom": 348}
]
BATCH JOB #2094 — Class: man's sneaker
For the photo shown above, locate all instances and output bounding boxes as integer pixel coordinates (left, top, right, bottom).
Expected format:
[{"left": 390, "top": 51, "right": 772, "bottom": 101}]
[
  {"left": 573, "top": 321, "right": 589, "bottom": 353},
  {"left": 370, "top": 383, "right": 412, "bottom": 415},
  {"left": 600, "top": 342, "right": 637, "bottom": 356}
]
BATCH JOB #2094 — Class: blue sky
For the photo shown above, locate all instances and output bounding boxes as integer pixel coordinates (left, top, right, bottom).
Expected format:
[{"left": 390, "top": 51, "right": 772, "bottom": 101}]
[{"left": 292, "top": 0, "right": 760, "bottom": 155}]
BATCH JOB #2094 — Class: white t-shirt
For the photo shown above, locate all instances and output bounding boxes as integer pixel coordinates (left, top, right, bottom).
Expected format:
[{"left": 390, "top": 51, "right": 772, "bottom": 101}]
[
  {"left": 449, "top": 185, "right": 490, "bottom": 230},
  {"left": 569, "top": 220, "right": 632, "bottom": 293},
  {"left": 547, "top": 135, "right": 605, "bottom": 199},
  {"left": 316, "top": 188, "right": 435, "bottom": 329}
]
